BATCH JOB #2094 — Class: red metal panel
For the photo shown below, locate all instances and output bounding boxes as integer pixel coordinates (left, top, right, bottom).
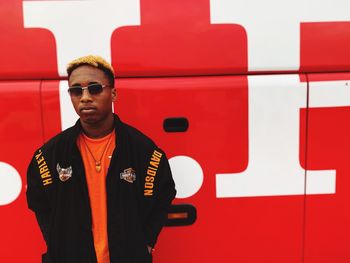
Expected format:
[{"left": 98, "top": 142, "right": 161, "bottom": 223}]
[
  {"left": 0, "top": 81, "right": 46, "bottom": 262},
  {"left": 303, "top": 73, "right": 350, "bottom": 263},
  {"left": 111, "top": 0, "right": 247, "bottom": 77},
  {"left": 115, "top": 75, "right": 304, "bottom": 263},
  {"left": 300, "top": 22, "right": 350, "bottom": 73},
  {"left": 2, "top": 1, "right": 350, "bottom": 78},
  {"left": 0, "top": 1, "right": 58, "bottom": 79},
  {"left": 41, "top": 81, "right": 62, "bottom": 141}
]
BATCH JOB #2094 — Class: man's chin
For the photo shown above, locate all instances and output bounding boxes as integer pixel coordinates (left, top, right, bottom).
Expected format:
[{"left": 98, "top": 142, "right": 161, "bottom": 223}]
[{"left": 80, "top": 116, "right": 99, "bottom": 126}]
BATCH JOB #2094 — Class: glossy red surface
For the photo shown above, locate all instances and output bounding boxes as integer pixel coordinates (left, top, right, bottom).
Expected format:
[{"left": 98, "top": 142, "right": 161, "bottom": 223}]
[
  {"left": 1, "top": 1, "right": 350, "bottom": 263},
  {"left": 0, "top": 82, "right": 46, "bottom": 262},
  {"left": 1, "top": 1, "right": 350, "bottom": 78},
  {"left": 116, "top": 76, "right": 304, "bottom": 263},
  {"left": 303, "top": 73, "right": 350, "bottom": 263},
  {"left": 0, "top": 1, "right": 58, "bottom": 79}
]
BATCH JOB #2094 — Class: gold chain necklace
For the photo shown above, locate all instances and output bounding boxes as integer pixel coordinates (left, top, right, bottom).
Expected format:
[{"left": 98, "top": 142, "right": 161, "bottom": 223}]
[{"left": 81, "top": 131, "right": 114, "bottom": 172}]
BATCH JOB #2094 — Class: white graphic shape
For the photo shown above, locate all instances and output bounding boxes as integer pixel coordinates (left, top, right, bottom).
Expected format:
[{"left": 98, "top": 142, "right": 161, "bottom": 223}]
[
  {"left": 309, "top": 80, "right": 350, "bottom": 108},
  {"left": 0, "top": 162, "right": 22, "bottom": 206},
  {"left": 216, "top": 75, "right": 336, "bottom": 198},
  {"left": 59, "top": 80, "right": 115, "bottom": 131},
  {"left": 169, "top": 156, "right": 203, "bottom": 199},
  {"left": 210, "top": 0, "right": 350, "bottom": 71},
  {"left": 23, "top": 0, "right": 140, "bottom": 76}
]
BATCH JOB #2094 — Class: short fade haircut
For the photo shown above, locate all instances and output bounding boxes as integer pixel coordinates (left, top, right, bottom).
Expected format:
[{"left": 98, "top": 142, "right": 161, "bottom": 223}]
[{"left": 67, "top": 55, "right": 115, "bottom": 87}]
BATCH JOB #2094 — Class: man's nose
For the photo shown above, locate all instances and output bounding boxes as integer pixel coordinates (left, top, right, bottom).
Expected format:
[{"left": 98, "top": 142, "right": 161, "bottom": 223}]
[{"left": 80, "top": 88, "right": 92, "bottom": 101}]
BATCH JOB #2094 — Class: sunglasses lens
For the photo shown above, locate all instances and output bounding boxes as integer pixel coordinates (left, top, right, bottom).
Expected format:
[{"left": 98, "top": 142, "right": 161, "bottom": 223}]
[
  {"left": 68, "top": 87, "right": 83, "bottom": 96},
  {"left": 88, "top": 84, "right": 103, "bottom": 94},
  {"left": 68, "top": 84, "right": 104, "bottom": 96}
]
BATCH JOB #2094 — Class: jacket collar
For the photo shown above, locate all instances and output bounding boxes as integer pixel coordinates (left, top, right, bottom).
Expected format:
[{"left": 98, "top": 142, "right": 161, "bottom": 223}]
[{"left": 71, "top": 113, "right": 122, "bottom": 139}]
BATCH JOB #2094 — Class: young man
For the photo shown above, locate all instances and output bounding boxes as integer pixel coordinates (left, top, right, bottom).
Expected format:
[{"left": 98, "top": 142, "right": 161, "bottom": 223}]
[{"left": 26, "top": 55, "right": 176, "bottom": 263}]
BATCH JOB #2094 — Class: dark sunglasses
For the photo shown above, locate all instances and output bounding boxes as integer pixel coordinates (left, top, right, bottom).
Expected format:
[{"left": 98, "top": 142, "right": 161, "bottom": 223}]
[{"left": 67, "top": 83, "right": 107, "bottom": 97}]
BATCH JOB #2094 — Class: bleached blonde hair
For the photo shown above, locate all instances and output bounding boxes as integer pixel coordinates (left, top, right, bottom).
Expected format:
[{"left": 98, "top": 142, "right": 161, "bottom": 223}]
[{"left": 67, "top": 55, "right": 115, "bottom": 86}]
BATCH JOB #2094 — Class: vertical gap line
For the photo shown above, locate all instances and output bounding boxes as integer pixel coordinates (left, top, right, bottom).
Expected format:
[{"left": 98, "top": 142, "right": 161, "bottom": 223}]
[{"left": 302, "top": 73, "right": 310, "bottom": 263}]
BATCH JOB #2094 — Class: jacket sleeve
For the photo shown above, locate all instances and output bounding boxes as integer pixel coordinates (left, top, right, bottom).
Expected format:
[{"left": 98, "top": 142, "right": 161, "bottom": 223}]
[
  {"left": 144, "top": 151, "right": 176, "bottom": 247},
  {"left": 26, "top": 150, "right": 51, "bottom": 244}
]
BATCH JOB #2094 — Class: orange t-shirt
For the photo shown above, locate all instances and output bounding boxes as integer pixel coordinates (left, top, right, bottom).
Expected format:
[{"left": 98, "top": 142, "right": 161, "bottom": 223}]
[{"left": 77, "top": 131, "right": 116, "bottom": 263}]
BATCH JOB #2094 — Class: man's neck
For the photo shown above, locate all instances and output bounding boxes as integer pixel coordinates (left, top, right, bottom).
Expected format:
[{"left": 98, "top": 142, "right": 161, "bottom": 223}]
[{"left": 80, "top": 114, "right": 115, "bottom": 139}]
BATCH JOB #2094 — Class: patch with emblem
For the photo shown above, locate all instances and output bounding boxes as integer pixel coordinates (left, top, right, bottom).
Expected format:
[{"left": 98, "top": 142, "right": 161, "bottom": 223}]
[
  {"left": 120, "top": 168, "right": 136, "bottom": 183},
  {"left": 56, "top": 163, "right": 73, "bottom": 182}
]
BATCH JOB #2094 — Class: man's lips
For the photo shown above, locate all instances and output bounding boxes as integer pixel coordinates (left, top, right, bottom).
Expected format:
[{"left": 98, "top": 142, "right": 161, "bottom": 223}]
[{"left": 80, "top": 107, "right": 97, "bottom": 113}]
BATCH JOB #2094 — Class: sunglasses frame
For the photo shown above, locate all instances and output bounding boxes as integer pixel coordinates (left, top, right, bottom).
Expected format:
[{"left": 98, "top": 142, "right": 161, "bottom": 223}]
[{"left": 67, "top": 83, "right": 108, "bottom": 97}]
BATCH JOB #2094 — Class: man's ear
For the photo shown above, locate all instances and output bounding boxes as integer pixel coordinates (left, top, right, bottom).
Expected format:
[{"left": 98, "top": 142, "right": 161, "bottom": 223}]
[{"left": 111, "top": 88, "right": 117, "bottom": 102}]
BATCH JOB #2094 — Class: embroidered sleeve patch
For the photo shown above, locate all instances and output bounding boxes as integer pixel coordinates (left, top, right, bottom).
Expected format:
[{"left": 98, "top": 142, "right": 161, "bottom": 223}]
[
  {"left": 57, "top": 163, "right": 73, "bottom": 182},
  {"left": 35, "top": 149, "right": 53, "bottom": 186},
  {"left": 120, "top": 168, "right": 136, "bottom": 183},
  {"left": 144, "top": 150, "right": 163, "bottom": 196}
]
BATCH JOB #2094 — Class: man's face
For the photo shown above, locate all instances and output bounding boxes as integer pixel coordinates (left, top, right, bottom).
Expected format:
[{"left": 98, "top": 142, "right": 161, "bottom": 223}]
[{"left": 68, "top": 65, "right": 116, "bottom": 126}]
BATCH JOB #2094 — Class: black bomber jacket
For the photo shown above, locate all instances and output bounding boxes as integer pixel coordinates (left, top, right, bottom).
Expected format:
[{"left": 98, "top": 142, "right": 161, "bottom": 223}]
[{"left": 26, "top": 115, "right": 176, "bottom": 263}]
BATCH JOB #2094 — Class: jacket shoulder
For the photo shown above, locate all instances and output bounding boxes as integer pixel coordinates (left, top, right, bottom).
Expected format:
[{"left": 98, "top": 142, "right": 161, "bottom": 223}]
[
  {"left": 39, "top": 126, "right": 77, "bottom": 154},
  {"left": 122, "top": 122, "right": 159, "bottom": 151}
]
